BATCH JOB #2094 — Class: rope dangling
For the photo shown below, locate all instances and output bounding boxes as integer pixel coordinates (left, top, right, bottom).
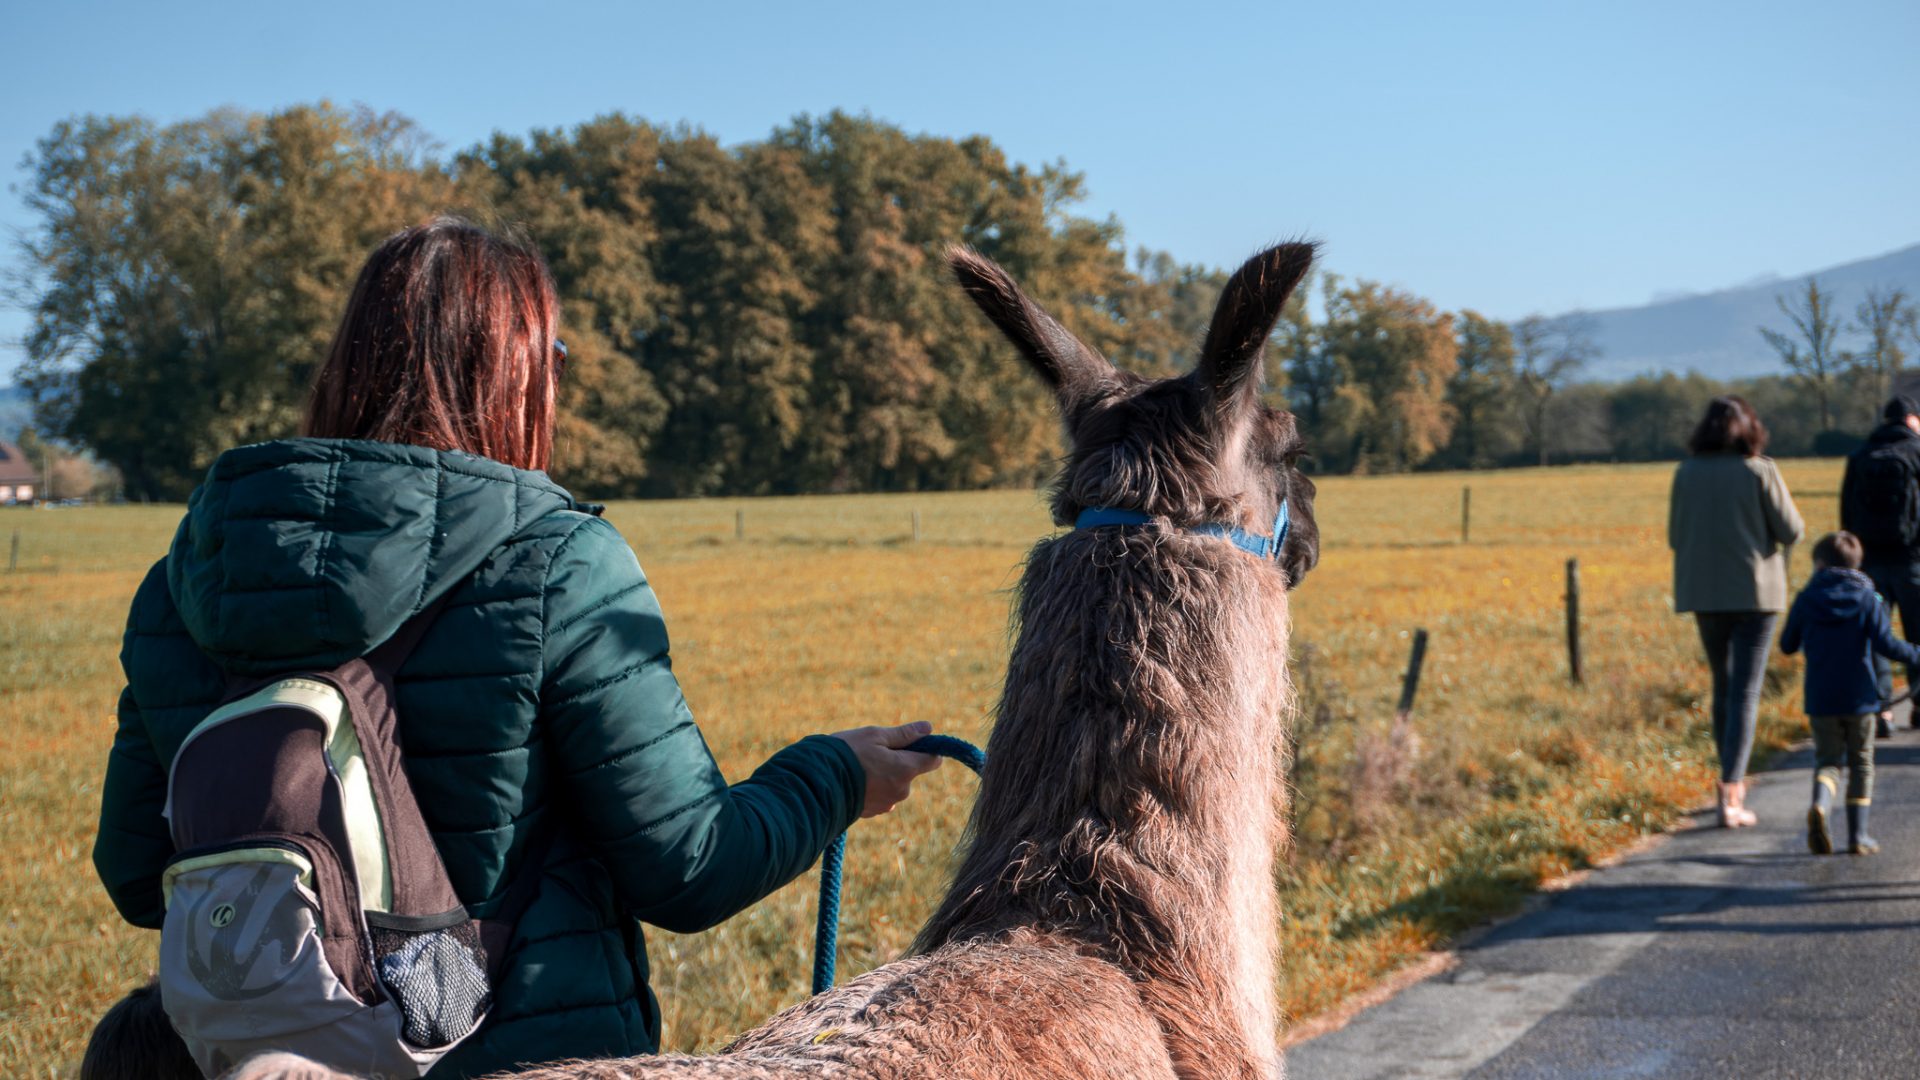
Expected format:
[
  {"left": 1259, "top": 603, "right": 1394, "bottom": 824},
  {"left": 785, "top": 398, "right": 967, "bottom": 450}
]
[{"left": 812, "top": 734, "right": 985, "bottom": 995}]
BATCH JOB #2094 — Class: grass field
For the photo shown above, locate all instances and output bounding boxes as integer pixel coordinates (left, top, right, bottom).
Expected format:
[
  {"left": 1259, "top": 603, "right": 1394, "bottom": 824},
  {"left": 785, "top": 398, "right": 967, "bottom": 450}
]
[{"left": 0, "top": 460, "right": 1840, "bottom": 1075}]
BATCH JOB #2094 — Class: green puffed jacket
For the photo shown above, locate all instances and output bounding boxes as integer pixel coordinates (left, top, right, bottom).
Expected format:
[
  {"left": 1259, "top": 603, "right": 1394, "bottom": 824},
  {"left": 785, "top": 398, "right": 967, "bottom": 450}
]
[{"left": 93, "top": 439, "right": 865, "bottom": 1076}]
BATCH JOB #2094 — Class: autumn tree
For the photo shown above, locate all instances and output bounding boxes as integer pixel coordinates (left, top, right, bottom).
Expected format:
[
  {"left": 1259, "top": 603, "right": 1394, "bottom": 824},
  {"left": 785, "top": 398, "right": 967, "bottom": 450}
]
[
  {"left": 1314, "top": 280, "right": 1458, "bottom": 473},
  {"left": 1283, "top": 273, "right": 1343, "bottom": 465},
  {"left": 462, "top": 115, "right": 669, "bottom": 495},
  {"left": 1107, "top": 249, "right": 1229, "bottom": 378},
  {"left": 15, "top": 105, "right": 451, "bottom": 499},
  {"left": 1513, "top": 313, "right": 1598, "bottom": 466},
  {"left": 1850, "top": 285, "right": 1916, "bottom": 411},
  {"left": 924, "top": 140, "right": 1128, "bottom": 489},
  {"left": 1438, "top": 311, "right": 1517, "bottom": 468},
  {"left": 1606, "top": 372, "right": 1724, "bottom": 460},
  {"left": 27, "top": 102, "right": 1650, "bottom": 493},
  {"left": 756, "top": 113, "right": 1130, "bottom": 492},
  {"left": 1759, "top": 277, "right": 1843, "bottom": 432},
  {"left": 605, "top": 130, "right": 813, "bottom": 496}
]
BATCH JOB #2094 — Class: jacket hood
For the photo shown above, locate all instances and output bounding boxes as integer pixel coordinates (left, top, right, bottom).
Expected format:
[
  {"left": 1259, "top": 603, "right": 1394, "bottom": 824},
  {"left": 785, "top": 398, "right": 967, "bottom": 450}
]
[
  {"left": 1800, "top": 566, "right": 1879, "bottom": 625},
  {"left": 167, "top": 438, "right": 586, "bottom": 673}
]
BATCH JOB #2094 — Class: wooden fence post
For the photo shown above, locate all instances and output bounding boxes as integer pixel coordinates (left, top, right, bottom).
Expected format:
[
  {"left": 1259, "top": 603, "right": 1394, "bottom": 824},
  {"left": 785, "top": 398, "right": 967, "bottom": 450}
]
[
  {"left": 1395, "top": 628, "right": 1430, "bottom": 721},
  {"left": 735, "top": 510, "right": 745, "bottom": 542},
  {"left": 1461, "top": 486, "right": 1471, "bottom": 544},
  {"left": 912, "top": 510, "right": 921, "bottom": 544},
  {"left": 7, "top": 530, "right": 17, "bottom": 573},
  {"left": 1565, "top": 558, "right": 1583, "bottom": 684}
]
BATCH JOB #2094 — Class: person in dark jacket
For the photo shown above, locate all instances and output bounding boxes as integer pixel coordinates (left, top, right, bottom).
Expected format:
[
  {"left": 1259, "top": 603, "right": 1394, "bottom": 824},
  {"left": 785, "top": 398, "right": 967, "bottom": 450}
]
[
  {"left": 1840, "top": 395, "right": 1920, "bottom": 732},
  {"left": 92, "top": 218, "right": 943, "bottom": 1077},
  {"left": 1779, "top": 531, "right": 1920, "bottom": 855}
]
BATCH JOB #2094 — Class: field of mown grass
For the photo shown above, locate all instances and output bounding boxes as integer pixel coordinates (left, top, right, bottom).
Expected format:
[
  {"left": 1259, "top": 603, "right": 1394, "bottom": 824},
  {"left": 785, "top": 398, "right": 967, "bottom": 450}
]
[{"left": 0, "top": 460, "right": 1840, "bottom": 1075}]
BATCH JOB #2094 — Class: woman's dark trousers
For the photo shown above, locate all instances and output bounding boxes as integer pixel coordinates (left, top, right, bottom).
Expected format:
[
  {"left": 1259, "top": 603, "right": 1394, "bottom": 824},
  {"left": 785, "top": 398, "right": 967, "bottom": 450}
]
[{"left": 1694, "top": 612, "right": 1777, "bottom": 784}]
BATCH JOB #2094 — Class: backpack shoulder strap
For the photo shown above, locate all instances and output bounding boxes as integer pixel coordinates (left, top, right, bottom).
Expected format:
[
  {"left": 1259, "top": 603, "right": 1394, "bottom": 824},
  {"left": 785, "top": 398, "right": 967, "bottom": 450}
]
[
  {"left": 364, "top": 592, "right": 457, "bottom": 674},
  {"left": 351, "top": 585, "right": 553, "bottom": 979},
  {"left": 328, "top": 590, "right": 465, "bottom": 921},
  {"left": 213, "top": 592, "right": 453, "bottom": 709}
]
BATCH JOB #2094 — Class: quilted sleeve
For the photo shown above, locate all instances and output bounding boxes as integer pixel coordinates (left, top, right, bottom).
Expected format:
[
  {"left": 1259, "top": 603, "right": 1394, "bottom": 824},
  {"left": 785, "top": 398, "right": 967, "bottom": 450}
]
[
  {"left": 537, "top": 516, "right": 865, "bottom": 934},
  {"left": 94, "top": 573, "right": 180, "bottom": 930}
]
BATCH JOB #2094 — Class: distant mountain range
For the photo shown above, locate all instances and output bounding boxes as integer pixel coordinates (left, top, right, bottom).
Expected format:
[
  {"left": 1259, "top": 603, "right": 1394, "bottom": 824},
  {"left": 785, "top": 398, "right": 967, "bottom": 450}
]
[{"left": 1571, "top": 242, "right": 1920, "bottom": 382}]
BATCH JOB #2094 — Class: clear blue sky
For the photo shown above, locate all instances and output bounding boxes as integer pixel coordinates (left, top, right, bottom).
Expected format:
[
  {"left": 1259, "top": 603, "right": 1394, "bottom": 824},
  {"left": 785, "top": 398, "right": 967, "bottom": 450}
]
[{"left": 4, "top": 0, "right": 1917, "bottom": 383}]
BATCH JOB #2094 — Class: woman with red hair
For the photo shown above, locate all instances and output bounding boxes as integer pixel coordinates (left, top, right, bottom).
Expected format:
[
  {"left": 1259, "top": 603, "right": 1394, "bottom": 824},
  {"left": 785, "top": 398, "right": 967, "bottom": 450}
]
[
  {"left": 93, "top": 218, "right": 938, "bottom": 1076},
  {"left": 1670, "top": 395, "right": 1804, "bottom": 827}
]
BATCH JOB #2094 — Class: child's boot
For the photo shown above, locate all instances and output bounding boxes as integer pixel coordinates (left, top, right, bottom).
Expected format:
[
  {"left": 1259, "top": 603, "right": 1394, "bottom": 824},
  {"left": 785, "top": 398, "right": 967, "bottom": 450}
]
[
  {"left": 1847, "top": 803, "right": 1879, "bottom": 855},
  {"left": 1808, "top": 777, "right": 1836, "bottom": 854}
]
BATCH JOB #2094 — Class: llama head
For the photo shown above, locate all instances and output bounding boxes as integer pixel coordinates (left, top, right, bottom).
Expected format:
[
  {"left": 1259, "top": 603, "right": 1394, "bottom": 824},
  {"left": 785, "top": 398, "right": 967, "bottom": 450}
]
[{"left": 948, "top": 242, "right": 1319, "bottom": 587}]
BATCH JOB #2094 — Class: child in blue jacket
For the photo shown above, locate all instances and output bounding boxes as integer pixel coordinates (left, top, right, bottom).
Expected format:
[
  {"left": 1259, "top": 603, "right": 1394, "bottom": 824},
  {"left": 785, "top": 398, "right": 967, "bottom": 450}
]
[{"left": 1780, "top": 531, "right": 1920, "bottom": 854}]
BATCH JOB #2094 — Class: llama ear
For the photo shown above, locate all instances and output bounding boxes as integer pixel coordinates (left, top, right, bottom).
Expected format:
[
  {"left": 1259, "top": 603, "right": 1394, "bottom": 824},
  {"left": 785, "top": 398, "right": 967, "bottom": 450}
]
[
  {"left": 947, "top": 246, "right": 1114, "bottom": 400},
  {"left": 1196, "top": 241, "right": 1317, "bottom": 403}
]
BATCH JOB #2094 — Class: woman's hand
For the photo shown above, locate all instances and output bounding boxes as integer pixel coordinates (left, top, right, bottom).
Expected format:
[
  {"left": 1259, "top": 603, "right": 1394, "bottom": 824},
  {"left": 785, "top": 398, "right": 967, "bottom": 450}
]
[{"left": 831, "top": 720, "right": 944, "bottom": 818}]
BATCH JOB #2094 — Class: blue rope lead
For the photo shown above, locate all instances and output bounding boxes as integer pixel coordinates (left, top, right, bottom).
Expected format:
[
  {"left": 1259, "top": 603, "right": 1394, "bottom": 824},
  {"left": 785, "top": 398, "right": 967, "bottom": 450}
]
[{"left": 813, "top": 734, "right": 986, "bottom": 995}]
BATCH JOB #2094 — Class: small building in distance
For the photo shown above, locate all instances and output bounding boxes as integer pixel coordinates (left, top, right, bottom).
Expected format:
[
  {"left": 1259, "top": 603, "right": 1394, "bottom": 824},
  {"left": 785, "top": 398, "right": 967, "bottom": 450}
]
[{"left": 0, "top": 441, "right": 36, "bottom": 503}]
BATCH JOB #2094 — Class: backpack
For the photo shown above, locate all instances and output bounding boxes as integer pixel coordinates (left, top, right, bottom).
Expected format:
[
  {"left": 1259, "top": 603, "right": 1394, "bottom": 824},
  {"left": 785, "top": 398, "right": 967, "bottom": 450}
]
[
  {"left": 157, "top": 601, "right": 506, "bottom": 1078},
  {"left": 1847, "top": 441, "right": 1920, "bottom": 558}
]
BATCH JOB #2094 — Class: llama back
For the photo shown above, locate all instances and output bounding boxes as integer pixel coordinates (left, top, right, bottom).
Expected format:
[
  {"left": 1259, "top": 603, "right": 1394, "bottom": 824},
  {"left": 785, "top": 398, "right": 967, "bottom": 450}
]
[{"left": 236, "top": 937, "right": 1181, "bottom": 1080}]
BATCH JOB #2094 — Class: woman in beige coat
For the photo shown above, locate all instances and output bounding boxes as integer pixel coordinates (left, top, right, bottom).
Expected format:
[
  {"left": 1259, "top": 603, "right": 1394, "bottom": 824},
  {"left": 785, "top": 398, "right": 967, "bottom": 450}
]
[{"left": 1670, "top": 396, "right": 1804, "bottom": 826}]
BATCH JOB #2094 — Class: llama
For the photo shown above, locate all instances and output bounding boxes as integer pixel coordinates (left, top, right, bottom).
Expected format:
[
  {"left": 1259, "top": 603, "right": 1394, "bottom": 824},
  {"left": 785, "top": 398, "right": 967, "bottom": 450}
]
[{"left": 243, "top": 240, "right": 1319, "bottom": 1080}]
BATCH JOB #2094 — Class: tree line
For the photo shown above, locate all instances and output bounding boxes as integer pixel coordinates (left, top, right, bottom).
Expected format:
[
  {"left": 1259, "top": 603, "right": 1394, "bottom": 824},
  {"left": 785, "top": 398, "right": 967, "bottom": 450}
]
[
  {"left": 9, "top": 103, "right": 1913, "bottom": 501},
  {"left": 14, "top": 104, "right": 1228, "bottom": 500},
  {"left": 1525, "top": 280, "right": 1920, "bottom": 468},
  {"left": 1760, "top": 277, "right": 1919, "bottom": 435}
]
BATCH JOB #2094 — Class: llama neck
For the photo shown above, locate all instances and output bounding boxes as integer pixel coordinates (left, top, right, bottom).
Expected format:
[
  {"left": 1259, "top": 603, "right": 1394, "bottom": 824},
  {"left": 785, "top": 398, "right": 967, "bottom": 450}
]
[
  {"left": 1137, "top": 574, "right": 1286, "bottom": 1074},
  {"left": 921, "top": 530, "right": 1290, "bottom": 1072}
]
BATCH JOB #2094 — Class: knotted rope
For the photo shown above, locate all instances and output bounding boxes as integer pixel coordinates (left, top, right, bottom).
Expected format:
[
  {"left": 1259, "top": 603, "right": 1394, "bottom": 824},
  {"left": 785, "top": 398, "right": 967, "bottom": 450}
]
[{"left": 813, "top": 734, "right": 986, "bottom": 995}]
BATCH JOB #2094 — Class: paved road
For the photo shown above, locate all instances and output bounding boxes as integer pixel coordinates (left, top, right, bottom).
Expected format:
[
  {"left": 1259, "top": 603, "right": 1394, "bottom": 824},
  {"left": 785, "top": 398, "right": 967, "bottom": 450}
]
[{"left": 1288, "top": 723, "right": 1920, "bottom": 1079}]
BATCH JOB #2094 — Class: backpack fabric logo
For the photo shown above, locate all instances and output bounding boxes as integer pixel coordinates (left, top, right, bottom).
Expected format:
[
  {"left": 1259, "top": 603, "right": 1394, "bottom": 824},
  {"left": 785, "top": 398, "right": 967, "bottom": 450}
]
[{"left": 180, "top": 864, "right": 307, "bottom": 1002}]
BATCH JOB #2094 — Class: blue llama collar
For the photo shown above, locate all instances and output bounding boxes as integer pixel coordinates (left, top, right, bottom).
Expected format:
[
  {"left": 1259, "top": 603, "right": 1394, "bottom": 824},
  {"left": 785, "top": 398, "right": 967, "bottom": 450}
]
[{"left": 1074, "top": 500, "right": 1291, "bottom": 561}]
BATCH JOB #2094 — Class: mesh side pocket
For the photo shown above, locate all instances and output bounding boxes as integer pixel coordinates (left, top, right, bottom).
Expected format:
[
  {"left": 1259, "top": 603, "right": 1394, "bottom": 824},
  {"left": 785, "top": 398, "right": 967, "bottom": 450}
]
[{"left": 371, "top": 919, "right": 490, "bottom": 1048}]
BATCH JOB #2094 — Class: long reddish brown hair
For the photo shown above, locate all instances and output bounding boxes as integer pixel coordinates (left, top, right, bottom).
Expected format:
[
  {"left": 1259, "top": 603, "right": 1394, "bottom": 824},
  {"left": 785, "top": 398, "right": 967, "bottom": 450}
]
[
  {"left": 307, "top": 217, "right": 562, "bottom": 472},
  {"left": 1687, "top": 394, "right": 1769, "bottom": 458}
]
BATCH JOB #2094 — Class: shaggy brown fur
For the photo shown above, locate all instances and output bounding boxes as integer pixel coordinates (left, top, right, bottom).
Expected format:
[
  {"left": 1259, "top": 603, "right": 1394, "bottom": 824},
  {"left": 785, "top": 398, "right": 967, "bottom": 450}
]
[{"left": 235, "top": 241, "right": 1319, "bottom": 1080}]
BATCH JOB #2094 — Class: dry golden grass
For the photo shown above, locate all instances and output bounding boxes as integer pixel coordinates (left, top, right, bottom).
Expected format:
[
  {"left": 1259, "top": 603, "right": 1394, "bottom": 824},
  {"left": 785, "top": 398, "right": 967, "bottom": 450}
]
[{"left": 0, "top": 461, "right": 1840, "bottom": 1075}]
